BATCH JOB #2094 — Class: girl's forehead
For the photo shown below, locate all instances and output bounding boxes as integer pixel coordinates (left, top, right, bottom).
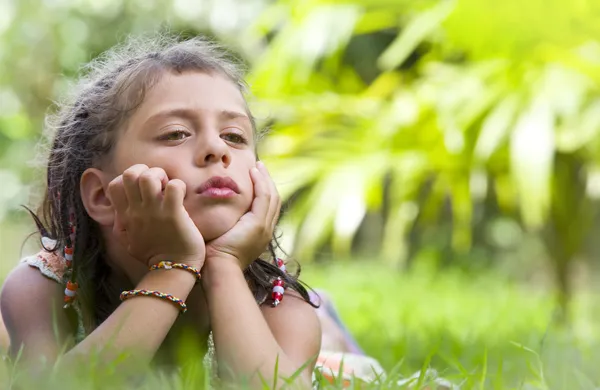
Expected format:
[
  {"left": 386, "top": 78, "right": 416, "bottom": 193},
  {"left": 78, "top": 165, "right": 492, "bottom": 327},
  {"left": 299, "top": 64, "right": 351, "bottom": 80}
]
[{"left": 142, "top": 71, "right": 246, "bottom": 112}]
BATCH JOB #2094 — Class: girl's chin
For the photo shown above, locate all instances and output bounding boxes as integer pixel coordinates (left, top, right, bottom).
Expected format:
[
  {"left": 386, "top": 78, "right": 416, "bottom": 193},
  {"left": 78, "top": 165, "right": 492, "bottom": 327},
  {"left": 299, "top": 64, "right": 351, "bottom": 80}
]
[
  {"left": 194, "top": 217, "right": 239, "bottom": 242},
  {"left": 188, "top": 203, "right": 248, "bottom": 241}
]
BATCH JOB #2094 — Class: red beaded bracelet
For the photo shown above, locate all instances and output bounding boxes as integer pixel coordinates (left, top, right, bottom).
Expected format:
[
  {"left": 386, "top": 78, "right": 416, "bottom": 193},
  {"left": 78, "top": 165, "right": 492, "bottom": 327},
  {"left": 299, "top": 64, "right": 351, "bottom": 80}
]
[
  {"left": 149, "top": 261, "right": 201, "bottom": 283},
  {"left": 120, "top": 289, "right": 187, "bottom": 313}
]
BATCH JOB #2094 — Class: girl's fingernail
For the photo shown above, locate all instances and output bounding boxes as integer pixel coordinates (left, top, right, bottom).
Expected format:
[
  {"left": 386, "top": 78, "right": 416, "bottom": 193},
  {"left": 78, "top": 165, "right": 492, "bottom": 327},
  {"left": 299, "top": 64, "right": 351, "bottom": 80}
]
[{"left": 257, "top": 161, "right": 264, "bottom": 169}]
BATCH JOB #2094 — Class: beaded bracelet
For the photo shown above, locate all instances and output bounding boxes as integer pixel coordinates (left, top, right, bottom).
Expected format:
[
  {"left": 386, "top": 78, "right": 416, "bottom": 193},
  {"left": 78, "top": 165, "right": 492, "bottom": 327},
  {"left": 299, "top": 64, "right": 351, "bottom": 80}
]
[
  {"left": 149, "top": 261, "right": 201, "bottom": 283},
  {"left": 120, "top": 289, "right": 187, "bottom": 313}
]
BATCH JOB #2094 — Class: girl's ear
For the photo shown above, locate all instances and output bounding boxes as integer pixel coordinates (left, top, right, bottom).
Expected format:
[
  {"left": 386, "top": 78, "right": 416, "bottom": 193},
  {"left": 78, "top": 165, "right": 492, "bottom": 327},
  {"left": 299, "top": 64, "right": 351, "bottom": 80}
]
[{"left": 80, "top": 168, "right": 115, "bottom": 226}]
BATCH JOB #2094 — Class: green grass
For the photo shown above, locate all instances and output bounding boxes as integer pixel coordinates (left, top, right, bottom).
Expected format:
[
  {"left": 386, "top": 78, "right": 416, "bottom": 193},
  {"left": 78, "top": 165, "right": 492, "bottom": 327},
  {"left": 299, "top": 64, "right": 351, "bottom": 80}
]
[
  {"left": 303, "top": 262, "right": 600, "bottom": 389},
  {"left": 1, "top": 218, "right": 600, "bottom": 388}
]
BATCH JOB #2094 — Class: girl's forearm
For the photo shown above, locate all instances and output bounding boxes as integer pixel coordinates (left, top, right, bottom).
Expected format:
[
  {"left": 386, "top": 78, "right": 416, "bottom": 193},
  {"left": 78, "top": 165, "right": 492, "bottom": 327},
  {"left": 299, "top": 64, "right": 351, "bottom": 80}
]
[
  {"left": 202, "top": 258, "right": 310, "bottom": 388},
  {"left": 63, "top": 269, "right": 196, "bottom": 364},
  {"left": 172, "top": 284, "right": 210, "bottom": 341}
]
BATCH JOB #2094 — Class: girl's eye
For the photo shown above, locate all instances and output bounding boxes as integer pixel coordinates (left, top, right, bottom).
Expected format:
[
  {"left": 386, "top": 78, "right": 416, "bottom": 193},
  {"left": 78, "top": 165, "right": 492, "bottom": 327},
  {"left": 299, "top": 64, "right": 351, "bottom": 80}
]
[
  {"left": 158, "top": 130, "right": 191, "bottom": 142},
  {"left": 221, "top": 132, "right": 248, "bottom": 145}
]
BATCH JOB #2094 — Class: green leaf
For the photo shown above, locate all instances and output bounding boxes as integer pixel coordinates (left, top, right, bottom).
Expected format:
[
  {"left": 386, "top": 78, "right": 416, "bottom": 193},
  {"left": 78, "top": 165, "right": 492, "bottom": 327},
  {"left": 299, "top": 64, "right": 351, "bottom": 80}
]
[
  {"left": 580, "top": 99, "right": 600, "bottom": 145},
  {"left": 510, "top": 98, "right": 555, "bottom": 228},
  {"left": 377, "top": 0, "right": 454, "bottom": 70},
  {"left": 263, "top": 157, "right": 322, "bottom": 201},
  {"left": 449, "top": 172, "right": 473, "bottom": 251},
  {"left": 331, "top": 155, "right": 389, "bottom": 256},
  {"left": 354, "top": 9, "right": 399, "bottom": 34},
  {"left": 294, "top": 170, "right": 347, "bottom": 259},
  {"left": 474, "top": 93, "right": 520, "bottom": 162}
]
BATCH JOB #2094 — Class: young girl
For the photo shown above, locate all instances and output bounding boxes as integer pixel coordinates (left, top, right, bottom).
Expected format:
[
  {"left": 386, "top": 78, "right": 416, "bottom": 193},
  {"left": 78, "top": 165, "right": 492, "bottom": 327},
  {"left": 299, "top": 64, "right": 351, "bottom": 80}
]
[{"left": 0, "top": 35, "right": 385, "bottom": 388}]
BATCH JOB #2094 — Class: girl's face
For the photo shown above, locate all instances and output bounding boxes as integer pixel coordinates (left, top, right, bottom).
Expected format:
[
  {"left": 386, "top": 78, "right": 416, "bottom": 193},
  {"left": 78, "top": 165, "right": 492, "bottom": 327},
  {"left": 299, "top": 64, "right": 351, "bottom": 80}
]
[{"left": 110, "top": 71, "right": 256, "bottom": 241}]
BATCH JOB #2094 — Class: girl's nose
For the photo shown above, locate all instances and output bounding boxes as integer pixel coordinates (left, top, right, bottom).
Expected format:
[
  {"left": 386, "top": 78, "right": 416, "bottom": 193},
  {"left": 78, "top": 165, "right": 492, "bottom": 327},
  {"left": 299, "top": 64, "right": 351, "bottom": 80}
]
[{"left": 196, "top": 133, "right": 231, "bottom": 168}]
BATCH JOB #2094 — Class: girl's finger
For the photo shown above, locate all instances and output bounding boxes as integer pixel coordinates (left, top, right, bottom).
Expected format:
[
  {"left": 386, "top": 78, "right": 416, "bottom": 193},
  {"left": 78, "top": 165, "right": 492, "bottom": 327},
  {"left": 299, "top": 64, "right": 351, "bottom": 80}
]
[
  {"left": 112, "top": 211, "right": 130, "bottom": 248},
  {"left": 163, "top": 179, "right": 187, "bottom": 211},
  {"left": 139, "top": 167, "right": 169, "bottom": 205},
  {"left": 107, "top": 176, "right": 130, "bottom": 248},
  {"left": 257, "top": 161, "right": 281, "bottom": 229},
  {"left": 107, "top": 175, "right": 129, "bottom": 227},
  {"left": 271, "top": 193, "right": 282, "bottom": 233},
  {"left": 122, "top": 164, "right": 149, "bottom": 206},
  {"left": 250, "top": 166, "right": 271, "bottom": 219}
]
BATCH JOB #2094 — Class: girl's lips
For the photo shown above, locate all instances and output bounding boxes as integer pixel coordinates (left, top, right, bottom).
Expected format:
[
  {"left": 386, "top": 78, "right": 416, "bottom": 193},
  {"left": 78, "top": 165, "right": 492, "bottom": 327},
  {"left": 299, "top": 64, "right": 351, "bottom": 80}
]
[
  {"left": 199, "top": 187, "right": 237, "bottom": 198},
  {"left": 196, "top": 176, "right": 240, "bottom": 197}
]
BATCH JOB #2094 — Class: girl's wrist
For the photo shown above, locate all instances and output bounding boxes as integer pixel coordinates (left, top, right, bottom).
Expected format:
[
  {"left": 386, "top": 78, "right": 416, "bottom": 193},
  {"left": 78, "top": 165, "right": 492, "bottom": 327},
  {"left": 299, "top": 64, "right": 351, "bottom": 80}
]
[
  {"left": 176, "top": 284, "right": 211, "bottom": 332},
  {"left": 135, "top": 266, "right": 197, "bottom": 303},
  {"left": 140, "top": 265, "right": 196, "bottom": 285},
  {"left": 148, "top": 254, "right": 204, "bottom": 270},
  {"left": 201, "top": 255, "right": 245, "bottom": 293}
]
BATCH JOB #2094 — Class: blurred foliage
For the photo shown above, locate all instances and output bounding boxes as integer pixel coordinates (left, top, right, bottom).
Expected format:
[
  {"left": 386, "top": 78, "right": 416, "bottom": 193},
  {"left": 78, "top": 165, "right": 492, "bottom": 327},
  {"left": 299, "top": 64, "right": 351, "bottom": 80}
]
[
  {"left": 2, "top": 0, "right": 600, "bottom": 315},
  {"left": 248, "top": 0, "right": 600, "bottom": 260},
  {"left": 244, "top": 0, "right": 600, "bottom": 320}
]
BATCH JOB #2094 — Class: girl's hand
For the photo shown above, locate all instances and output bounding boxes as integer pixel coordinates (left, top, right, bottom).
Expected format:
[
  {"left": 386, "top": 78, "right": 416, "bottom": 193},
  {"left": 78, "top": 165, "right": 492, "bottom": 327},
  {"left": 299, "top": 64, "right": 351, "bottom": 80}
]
[
  {"left": 205, "top": 162, "right": 281, "bottom": 269},
  {"left": 107, "top": 164, "right": 206, "bottom": 268}
]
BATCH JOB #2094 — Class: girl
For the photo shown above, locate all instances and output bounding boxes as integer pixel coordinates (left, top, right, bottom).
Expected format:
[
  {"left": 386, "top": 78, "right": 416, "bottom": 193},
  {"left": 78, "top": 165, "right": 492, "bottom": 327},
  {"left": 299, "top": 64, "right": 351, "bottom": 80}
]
[{"left": 0, "top": 35, "right": 384, "bottom": 388}]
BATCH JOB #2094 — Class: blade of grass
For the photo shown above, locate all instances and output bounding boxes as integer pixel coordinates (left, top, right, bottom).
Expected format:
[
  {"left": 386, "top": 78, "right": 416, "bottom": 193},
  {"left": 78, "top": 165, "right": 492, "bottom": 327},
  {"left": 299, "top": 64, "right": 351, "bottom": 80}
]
[
  {"left": 414, "top": 347, "right": 437, "bottom": 390},
  {"left": 336, "top": 356, "right": 346, "bottom": 389},
  {"left": 272, "top": 354, "right": 280, "bottom": 390},
  {"left": 493, "top": 357, "right": 504, "bottom": 390},
  {"left": 283, "top": 353, "right": 318, "bottom": 386},
  {"left": 479, "top": 347, "right": 487, "bottom": 389}
]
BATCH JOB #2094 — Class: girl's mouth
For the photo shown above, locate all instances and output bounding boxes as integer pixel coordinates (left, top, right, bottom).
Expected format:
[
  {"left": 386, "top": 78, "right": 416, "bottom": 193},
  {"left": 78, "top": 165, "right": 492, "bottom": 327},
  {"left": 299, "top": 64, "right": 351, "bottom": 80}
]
[{"left": 196, "top": 176, "right": 240, "bottom": 198}]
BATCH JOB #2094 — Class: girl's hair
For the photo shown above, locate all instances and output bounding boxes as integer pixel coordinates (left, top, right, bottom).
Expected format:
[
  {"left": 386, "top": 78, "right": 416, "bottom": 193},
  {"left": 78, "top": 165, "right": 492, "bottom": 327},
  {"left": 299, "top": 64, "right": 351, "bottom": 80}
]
[{"left": 29, "top": 34, "right": 316, "bottom": 333}]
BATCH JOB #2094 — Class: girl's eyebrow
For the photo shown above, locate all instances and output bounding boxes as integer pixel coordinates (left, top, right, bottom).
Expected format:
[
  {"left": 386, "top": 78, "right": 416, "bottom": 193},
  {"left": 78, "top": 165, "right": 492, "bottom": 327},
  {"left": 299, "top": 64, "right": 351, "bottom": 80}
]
[
  {"left": 143, "top": 108, "right": 250, "bottom": 127},
  {"left": 143, "top": 108, "right": 198, "bottom": 127},
  {"left": 218, "top": 109, "right": 251, "bottom": 125},
  {"left": 219, "top": 110, "right": 254, "bottom": 138}
]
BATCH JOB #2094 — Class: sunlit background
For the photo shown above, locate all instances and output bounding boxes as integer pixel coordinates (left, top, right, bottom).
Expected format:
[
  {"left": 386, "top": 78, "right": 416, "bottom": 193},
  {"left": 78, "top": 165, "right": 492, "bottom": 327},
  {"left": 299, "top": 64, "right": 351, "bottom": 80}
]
[{"left": 1, "top": 0, "right": 600, "bottom": 387}]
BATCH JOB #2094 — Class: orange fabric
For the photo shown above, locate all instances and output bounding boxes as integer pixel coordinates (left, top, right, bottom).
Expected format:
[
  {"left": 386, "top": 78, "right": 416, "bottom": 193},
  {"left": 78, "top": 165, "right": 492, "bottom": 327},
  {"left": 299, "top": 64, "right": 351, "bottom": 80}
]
[
  {"left": 24, "top": 250, "right": 68, "bottom": 283},
  {"left": 21, "top": 251, "right": 87, "bottom": 342}
]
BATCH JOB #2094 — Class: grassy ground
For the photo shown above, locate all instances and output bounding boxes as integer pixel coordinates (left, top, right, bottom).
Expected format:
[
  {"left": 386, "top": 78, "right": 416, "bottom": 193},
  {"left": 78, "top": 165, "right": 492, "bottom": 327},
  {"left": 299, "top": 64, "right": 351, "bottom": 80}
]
[
  {"left": 1, "top": 218, "right": 600, "bottom": 389},
  {"left": 303, "top": 263, "right": 600, "bottom": 389}
]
